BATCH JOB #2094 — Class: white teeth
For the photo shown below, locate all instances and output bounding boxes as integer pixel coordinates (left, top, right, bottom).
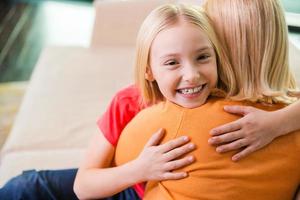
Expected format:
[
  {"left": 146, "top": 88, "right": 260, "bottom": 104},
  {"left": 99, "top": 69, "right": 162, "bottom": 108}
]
[{"left": 179, "top": 85, "right": 203, "bottom": 94}]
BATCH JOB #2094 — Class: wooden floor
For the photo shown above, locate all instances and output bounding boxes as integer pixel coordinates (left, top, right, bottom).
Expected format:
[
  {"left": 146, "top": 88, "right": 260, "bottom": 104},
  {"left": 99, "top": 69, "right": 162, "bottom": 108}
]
[{"left": 0, "top": 0, "right": 93, "bottom": 83}]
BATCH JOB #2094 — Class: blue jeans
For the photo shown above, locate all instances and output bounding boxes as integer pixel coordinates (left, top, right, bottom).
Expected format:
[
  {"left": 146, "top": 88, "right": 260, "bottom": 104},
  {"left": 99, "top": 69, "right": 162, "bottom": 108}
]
[{"left": 0, "top": 169, "right": 140, "bottom": 200}]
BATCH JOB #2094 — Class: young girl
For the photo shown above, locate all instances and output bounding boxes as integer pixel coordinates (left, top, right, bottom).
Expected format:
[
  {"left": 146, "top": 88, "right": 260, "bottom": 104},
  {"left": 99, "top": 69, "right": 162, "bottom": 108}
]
[
  {"left": 113, "top": 1, "right": 300, "bottom": 199},
  {"left": 74, "top": 3, "right": 235, "bottom": 200}
]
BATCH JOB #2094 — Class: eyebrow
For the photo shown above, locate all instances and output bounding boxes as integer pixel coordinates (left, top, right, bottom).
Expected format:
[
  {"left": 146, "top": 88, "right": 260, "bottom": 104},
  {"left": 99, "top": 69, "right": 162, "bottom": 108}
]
[
  {"left": 159, "top": 46, "right": 213, "bottom": 60},
  {"left": 196, "top": 46, "right": 214, "bottom": 52}
]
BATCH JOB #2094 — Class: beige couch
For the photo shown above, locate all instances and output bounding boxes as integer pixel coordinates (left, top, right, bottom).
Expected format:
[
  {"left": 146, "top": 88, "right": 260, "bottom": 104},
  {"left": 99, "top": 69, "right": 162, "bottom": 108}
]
[
  {"left": 0, "top": 0, "right": 299, "bottom": 187},
  {"left": 0, "top": 0, "right": 199, "bottom": 187}
]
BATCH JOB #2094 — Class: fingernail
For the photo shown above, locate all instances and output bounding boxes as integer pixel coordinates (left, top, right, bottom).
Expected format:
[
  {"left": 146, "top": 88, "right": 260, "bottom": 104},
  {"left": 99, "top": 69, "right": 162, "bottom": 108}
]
[
  {"left": 208, "top": 138, "right": 214, "bottom": 144},
  {"left": 189, "top": 143, "right": 195, "bottom": 149},
  {"left": 210, "top": 130, "right": 217, "bottom": 135},
  {"left": 216, "top": 147, "right": 222, "bottom": 153},
  {"left": 232, "top": 157, "right": 238, "bottom": 162},
  {"left": 157, "top": 129, "right": 163, "bottom": 134},
  {"left": 182, "top": 136, "right": 189, "bottom": 141},
  {"left": 188, "top": 156, "right": 194, "bottom": 162}
]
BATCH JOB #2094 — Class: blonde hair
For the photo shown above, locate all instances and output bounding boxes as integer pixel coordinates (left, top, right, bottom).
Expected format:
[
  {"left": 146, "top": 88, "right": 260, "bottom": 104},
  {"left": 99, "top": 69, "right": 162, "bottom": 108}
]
[
  {"left": 135, "top": 4, "right": 235, "bottom": 105},
  {"left": 203, "top": 0, "right": 298, "bottom": 104}
]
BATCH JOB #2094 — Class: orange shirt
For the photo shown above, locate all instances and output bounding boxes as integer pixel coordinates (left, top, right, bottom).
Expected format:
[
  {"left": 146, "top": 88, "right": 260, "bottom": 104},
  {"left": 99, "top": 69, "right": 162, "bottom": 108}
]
[{"left": 115, "top": 98, "right": 300, "bottom": 200}]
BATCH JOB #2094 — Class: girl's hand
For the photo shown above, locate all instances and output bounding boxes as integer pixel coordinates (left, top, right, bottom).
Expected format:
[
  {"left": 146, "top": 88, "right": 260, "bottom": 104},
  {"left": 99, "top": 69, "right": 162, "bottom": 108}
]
[
  {"left": 208, "top": 106, "right": 282, "bottom": 162},
  {"left": 134, "top": 128, "right": 196, "bottom": 182}
]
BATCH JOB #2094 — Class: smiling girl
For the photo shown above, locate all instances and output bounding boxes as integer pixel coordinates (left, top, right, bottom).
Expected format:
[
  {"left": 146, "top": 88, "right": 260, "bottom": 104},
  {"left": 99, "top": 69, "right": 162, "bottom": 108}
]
[{"left": 74, "top": 4, "right": 234, "bottom": 200}]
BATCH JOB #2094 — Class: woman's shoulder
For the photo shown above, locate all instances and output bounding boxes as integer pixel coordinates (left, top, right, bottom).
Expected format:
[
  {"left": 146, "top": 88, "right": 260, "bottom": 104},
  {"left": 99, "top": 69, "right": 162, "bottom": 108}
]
[
  {"left": 207, "top": 97, "right": 286, "bottom": 112},
  {"left": 133, "top": 102, "right": 168, "bottom": 118}
]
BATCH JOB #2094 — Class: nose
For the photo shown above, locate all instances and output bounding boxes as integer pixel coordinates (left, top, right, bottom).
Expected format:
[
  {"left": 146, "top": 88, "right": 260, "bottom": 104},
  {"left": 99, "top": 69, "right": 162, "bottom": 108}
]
[{"left": 182, "top": 62, "right": 200, "bottom": 84}]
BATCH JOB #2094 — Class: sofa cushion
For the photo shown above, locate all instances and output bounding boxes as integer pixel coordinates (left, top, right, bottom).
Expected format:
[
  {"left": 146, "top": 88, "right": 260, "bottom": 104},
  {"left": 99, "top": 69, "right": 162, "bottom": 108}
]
[{"left": 0, "top": 46, "right": 135, "bottom": 182}]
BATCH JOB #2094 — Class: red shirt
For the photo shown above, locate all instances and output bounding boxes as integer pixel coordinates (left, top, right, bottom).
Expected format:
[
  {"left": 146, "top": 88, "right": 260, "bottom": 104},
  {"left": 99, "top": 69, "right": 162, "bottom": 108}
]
[{"left": 97, "top": 84, "right": 146, "bottom": 198}]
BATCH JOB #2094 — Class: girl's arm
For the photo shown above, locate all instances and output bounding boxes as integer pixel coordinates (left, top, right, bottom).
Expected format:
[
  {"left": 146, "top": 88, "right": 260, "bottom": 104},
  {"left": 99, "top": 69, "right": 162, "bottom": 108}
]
[
  {"left": 74, "top": 129, "right": 195, "bottom": 199},
  {"left": 208, "top": 100, "right": 300, "bottom": 161}
]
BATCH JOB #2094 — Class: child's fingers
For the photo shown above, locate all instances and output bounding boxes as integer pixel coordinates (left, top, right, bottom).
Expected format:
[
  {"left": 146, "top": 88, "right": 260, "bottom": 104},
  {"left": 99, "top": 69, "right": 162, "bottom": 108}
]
[
  {"left": 160, "top": 172, "right": 188, "bottom": 180},
  {"left": 208, "top": 130, "right": 243, "bottom": 145},
  {"left": 144, "top": 128, "right": 165, "bottom": 147},
  {"left": 164, "top": 156, "right": 195, "bottom": 171},
  {"left": 159, "top": 136, "right": 190, "bottom": 153},
  {"left": 215, "top": 139, "right": 248, "bottom": 153},
  {"left": 232, "top": 145, "right": 257, "bottom": 162},
  {"left": 163, "top": 143, "right": 196, "bottom": 161},
  {"left": 210, "top": 121, "right": 241, "bottom": 136}
]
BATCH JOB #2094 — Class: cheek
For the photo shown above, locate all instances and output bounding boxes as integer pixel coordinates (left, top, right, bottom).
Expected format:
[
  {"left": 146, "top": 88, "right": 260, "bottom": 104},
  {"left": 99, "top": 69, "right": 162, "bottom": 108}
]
[
  {"left": 212, "top": 66, "right": 218, "bottom": 81},
  {"left": 151, "top": 67, "right": 161, "bottom": 83},
  {"left": 203, "top": 65, "right": 218, "bottom": 86},
  {"left": 209, "top": 60, "right": 218, "bottom": 85},
  {"left": 155, "top": 74, "right": 172, "bottom": 89},
  {"left": 151, "top": 68, "right": 167, "bottom": 90},
  {"left": 152, "top": 67, "right": 170, "bottom": 83},
  {"left": 211, "top": 68, "right": 218, "bottom": 86},
  {"left": 153, "top": 71, "right": 179, "bottom": 93}
]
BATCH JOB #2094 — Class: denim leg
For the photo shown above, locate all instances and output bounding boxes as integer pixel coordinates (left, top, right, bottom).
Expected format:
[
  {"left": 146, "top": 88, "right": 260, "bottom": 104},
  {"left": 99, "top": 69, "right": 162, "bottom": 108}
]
[
  {"left": 37, "top": 169, "right": 78, "bottom": 200},
  {"left": 0, "top": 168, "right": 140, "bottom": 200},
  {"left": 0, "top": 168, "right": 78, "bottom": 200},
  {"left": 104, "top": 187, "right": 141, "bottom": 200}
]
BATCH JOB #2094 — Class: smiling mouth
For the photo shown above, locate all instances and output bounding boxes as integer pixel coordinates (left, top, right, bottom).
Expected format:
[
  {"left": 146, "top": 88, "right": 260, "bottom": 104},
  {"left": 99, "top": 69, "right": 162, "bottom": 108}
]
[{"left": 177, "top": 84, "right": 206, "bottom": 95}]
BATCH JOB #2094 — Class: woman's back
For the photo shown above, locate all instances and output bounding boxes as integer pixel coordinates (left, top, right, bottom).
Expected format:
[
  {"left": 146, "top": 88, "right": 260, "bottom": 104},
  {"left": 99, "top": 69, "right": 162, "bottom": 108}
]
[{"left": 115, "top": 98, "right": 300, "bottom": 199}]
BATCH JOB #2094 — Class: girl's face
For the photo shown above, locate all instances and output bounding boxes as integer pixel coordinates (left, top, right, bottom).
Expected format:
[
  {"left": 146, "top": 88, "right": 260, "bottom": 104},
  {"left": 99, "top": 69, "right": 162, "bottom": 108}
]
[{"left": 149, "top": 22, "right": 218, "bottom": 108}]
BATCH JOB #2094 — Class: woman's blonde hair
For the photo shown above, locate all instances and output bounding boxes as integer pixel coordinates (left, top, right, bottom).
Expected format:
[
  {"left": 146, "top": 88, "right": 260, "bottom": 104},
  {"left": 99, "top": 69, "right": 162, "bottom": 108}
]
[
  {"left": 203, "top": 0, "right": 299, "bottom": 104},
  {"left": 135, "top": 4, "right": 235, "bottom": 105}
]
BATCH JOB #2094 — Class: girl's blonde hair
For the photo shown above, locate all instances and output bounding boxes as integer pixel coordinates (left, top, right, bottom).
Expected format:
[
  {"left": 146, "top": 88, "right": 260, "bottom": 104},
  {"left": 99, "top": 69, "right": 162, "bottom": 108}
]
[
  {"left": 135, "top": 4, "right": 235, "bottom": 105},
  {"left": 203, "top": 0, "right": 299, "bottom": 104}
]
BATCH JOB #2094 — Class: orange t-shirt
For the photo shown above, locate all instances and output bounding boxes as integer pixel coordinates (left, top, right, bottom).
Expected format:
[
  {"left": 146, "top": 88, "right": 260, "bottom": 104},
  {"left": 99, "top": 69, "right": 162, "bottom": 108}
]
[{"left": 115, "top": 98, "right": 300, "bottom": 200}]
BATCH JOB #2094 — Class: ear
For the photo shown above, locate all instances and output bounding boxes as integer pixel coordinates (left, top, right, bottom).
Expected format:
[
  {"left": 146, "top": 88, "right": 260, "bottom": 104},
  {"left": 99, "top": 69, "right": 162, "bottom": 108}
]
[{"left": 145, "top": 67, "right": 155, "bottom": 81}]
